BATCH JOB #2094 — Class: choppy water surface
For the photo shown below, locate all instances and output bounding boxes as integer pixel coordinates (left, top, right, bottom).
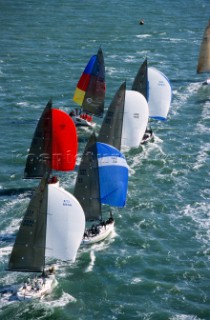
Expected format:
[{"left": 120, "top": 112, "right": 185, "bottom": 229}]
[{"left": 0, "top": 1, "right": 210, "bottom": 319}]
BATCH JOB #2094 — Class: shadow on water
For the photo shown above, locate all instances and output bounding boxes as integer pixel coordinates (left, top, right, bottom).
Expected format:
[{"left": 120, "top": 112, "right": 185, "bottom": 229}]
[
  {"left": 0, "top": 233, "right": 16, "bottom": 243},
  {"left": 0, "top": 285, "right": 20, "bottom": 305},
  {"left": 196, "top": 98, "right": 210, "bottom": 103}
]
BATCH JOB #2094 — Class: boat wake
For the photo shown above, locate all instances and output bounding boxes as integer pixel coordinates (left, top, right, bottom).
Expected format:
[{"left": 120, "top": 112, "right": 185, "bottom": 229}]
[
  {"left": 42, "top": 291, "right": 76, "bottom": 307},
  {"left": 85, "top": 250, "right": 96, "bottom": 273},
  {"left": 194, "top": 142, "right": 210, "bottom": 170},
  {"left": 127, "top": 136, "right": 165, "bottom": 173},
  {"left": 183, "top": 202, "right": 210, "bottom": 247},
  {"left": 84, "top": 230, "right": 117, "bottom": 273}
]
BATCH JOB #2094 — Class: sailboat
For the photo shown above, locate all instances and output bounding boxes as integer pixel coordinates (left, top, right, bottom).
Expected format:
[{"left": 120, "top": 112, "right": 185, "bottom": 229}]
[
  {"left": 197, "top": 20, "right": 210, "bottom": 85},
  {"left": 132, "top": 58, "right": 172, "bottom": 143},
  {"left": 98, "top": 81, "right": 149, "bottom": 150},
  {"left": 8, "top": 100, "right": 85, "bottom": 300},
  {"left": 8, "top": 173, "right": 85, "bottom": 300},
  {"left": 71, "top": 47, "right": 106, "bottom": 126},
  {"left": 74, "top": 132, "right": 128, "bottom": 245},
  {"left": 24, "top": 99, "right": 78, "bottom": 179}
]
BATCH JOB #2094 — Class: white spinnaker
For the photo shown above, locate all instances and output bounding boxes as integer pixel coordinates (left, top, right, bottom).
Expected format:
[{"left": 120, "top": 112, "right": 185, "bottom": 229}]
[
  {"left": 148, "top": 67, "right": 172, "bottom": 120},
  {"left": 46, "top": 182, "right": 85, "bottom": 262},
  {"left": 121, "top": 90, "right": 149, "bottom": 148}
]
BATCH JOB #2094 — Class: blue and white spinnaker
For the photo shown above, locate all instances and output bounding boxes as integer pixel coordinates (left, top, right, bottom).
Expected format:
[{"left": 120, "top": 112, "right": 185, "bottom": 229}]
[{"left": 96, "top": 142, "right": 129, "bottom": 207}]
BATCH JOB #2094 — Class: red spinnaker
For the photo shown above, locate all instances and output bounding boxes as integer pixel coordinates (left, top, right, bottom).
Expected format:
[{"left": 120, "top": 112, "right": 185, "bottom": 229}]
[{"left": 51, "top": 109, "right": 78, "bottom": 171}]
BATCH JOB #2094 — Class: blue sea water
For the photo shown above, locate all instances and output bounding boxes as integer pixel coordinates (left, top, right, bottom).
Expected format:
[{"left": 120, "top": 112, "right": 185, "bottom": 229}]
[{"left": 0, "top": 0, "right": 210, "bottom": 319}]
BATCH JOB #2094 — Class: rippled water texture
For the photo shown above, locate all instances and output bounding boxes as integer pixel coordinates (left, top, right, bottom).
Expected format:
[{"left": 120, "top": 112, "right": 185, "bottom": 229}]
[{"left": 0, "top": 0, "right": 210, "bottom": 319}]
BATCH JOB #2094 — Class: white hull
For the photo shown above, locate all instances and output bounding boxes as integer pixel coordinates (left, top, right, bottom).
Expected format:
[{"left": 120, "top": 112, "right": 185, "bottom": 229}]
[
  {"left": 75, "top": 116, "right": 92, "bottom": 127},
  {"left": 17, "top": 275, "right": 57, "bottom": 301},
  {"left": 72, "top": 116, "right": 95, "bottom": 127},
  {"left": 202, "top": 78, "right": 210, "bottom": 86},
  {"left": 81, "top": 221, "right": 114, "bottom": 245}
]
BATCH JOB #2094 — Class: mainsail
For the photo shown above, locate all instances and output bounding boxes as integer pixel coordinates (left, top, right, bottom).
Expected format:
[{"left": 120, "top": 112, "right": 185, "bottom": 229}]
[
  {"left": 132, "top": 57, "right": 148, "bottom": 100},
  {"left": 24, "top": 101, "right": 78, "bottom": 178},
  {"left": 8, "top": 174, "right": 49, "bottom": 272},
  {"left": 73, "top": 47, "right": 105, "bottom": 117},
  {"left": 98, "top": 81, "right": 126, "bottom": 150},
  {"left": 24, "top": 100, "right": 52, "bottom": 179},
  {"left": 74, "top": 133, "right": 101, "bottom": 221},
  {"left": 197, "top": 20, "right": 210, "bottom": 74}
]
